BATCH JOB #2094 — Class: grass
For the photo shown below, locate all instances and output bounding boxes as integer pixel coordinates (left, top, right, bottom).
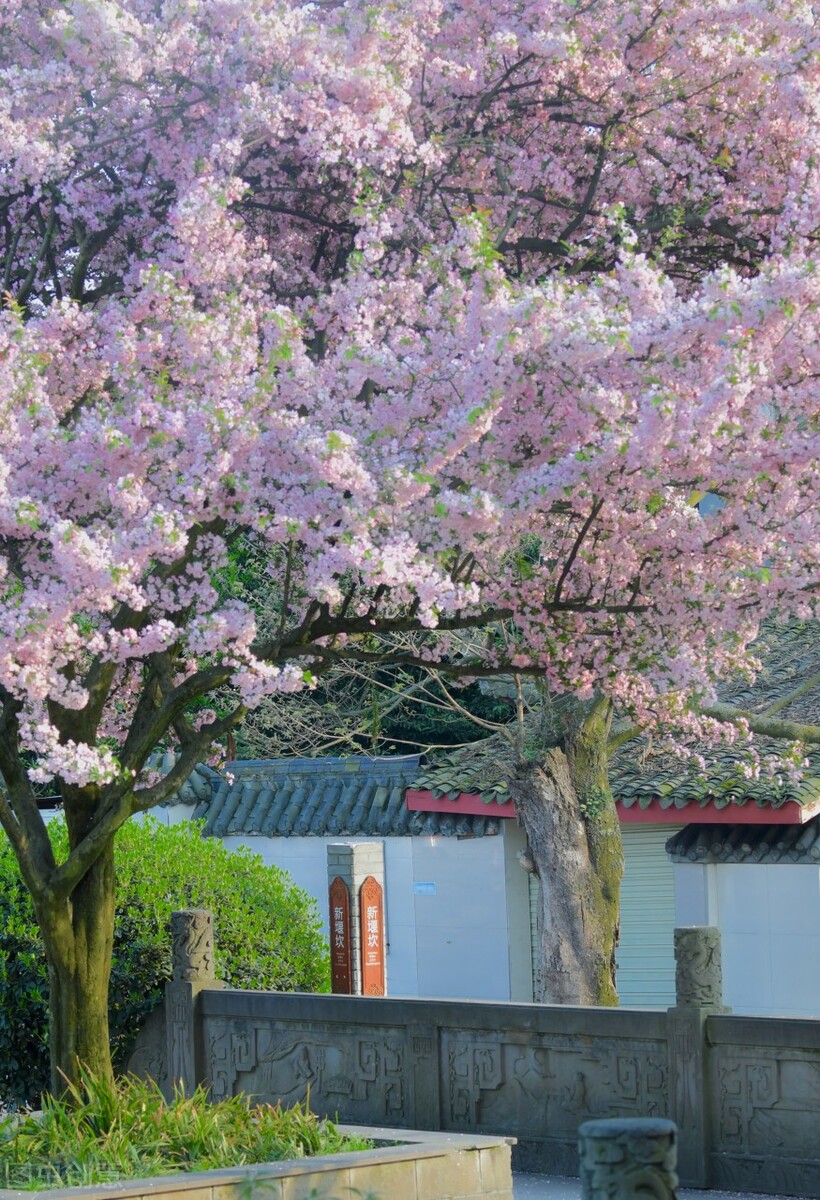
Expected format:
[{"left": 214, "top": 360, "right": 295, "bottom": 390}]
[{"left": 0, "top": 1070, "right": 372, "bottom": 1191}]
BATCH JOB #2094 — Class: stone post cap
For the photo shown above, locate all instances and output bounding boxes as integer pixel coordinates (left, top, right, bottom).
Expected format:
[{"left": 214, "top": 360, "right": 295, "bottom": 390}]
[{"left": 580, "top": 1118, "right": 676, "bottom": 1140}]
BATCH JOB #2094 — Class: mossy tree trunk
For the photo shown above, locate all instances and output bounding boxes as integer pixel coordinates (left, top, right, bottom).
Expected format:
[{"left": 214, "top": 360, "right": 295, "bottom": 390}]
[
  {"left": 26, "top": 786, "right": 117, "bottom": 1096},
  {"left": 510, "top": 701, "right": 623, "bottom": 1006}
]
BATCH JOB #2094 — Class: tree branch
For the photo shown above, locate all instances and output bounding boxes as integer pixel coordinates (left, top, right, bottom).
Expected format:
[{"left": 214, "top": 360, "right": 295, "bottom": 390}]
[
  {"left": 760, "top": 670, "right": 820, "bottom": 720},
  {"left": 0, "top": 699, "right": 58, "bottom": 896},
  {"left": 702, "top": 704, "right": 820, "bottom": 744}
]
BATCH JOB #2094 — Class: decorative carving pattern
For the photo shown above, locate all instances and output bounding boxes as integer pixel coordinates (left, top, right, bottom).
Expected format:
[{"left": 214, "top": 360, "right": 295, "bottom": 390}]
[
  {"left": 207, "top": 1019, "right": 238, "bottom": 1102},
  {"left": 578, "top": 1117, "right": 678, "bottom": 1200},
  {"left": 448, "top": 1040, "right": 504, "bottom": 1125},
  {"left": 171, "top": 909, "right": 215, "bottom": 982},
  {"left": 167, "top": 981, "right": 195, "bottom": 1092},
  {"left": 258, "top": 1037, "right": 317, "bottom": 1104},
  {"left": 202, "top": 1020, "right": 407, "bottom": 1119},
  {"left": 715, "top": 1049, "right": 820, "bottom": 1161},
  {"left": 674, "top": 926, "right": 722, "bottom": 1008},
  {"left": 126, "top": 1006, "right": 169, "bottom": 1093},
  {"left": 192, "top": 994, "right": 820, "bottom": 1195},
  {"left": 607, "top": 1053, "right": 667, "bottom": 1119},
  {"left": 672, "top": 1022, "right": 697, "bottom": 1129},
  {"left": 442, "top": 1031, "right": 668, "bottom": 1136}
]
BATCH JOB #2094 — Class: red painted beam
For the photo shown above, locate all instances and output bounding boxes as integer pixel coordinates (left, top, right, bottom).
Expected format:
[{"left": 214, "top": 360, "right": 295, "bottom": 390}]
[
  {"left": 405, "top": 788, "right": 515, "bottom": 817},
  {"left": 405, "top": 788, "right": 818, "bottom": 826},
  {"left": 618, "top": 798, "right": 814, "bottom": 825}
]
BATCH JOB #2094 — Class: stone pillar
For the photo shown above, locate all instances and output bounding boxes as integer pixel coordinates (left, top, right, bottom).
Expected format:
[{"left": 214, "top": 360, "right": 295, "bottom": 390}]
[
  {"left": 166, "top": 909, "right": 217, "bottom": 1094},
  {"left": 579, "top": 1118, "right": 678, "bottom": 1200},
  {"left": 327, "top": 842, "right": 386, "bottom": 995},
  {"left": 674, "top": 926, "right": 723, "bottom": 1007},
  {"left": 667, "top": 926, "right": 726, "bottom": 1188}
]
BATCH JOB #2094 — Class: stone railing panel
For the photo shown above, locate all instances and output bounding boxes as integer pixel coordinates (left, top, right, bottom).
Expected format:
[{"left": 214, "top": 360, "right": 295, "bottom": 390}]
[
  {"left": 707, "top": 1015, "right": 820, "bottom": 1199},
  {"left": 198, "top": 991, "right": 669, "bottom": 1177},
  {"left": 132, "top": 917, "right": 820, "bottom": 1199}
]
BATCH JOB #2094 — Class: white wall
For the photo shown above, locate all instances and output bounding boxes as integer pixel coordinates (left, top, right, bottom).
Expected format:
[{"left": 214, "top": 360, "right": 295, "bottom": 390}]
[
  {"left": 675, "top": 861, "right": 820, "bottom": 1017},
  {"left": 161, "top": 811, "right": 517, "bottom": 1002},
  {"left": 219, "top": 834, "right": 420, "bottom": 995},
  {"left": 410, "top": 833, "right": 511, "bottom": 1000},
  {"left": 502, "top": 821, "right": 535, "bottom": 1002}
]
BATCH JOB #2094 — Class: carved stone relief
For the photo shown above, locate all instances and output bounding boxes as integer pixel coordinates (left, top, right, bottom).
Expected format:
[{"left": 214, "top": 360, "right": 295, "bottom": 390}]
[
  {"left": 579, "top": 1118, "right": 678, "bottom": 1200},
  {"left": 441, "top": 1031, "right": 667, "bottom": 1137},
  {"left": 715, "top": 1050, "right": 820, "bottom": 1161},
  {"left": 710, "top": 1153, "right": 820, "bottom": 1200},
  {"left": 206, "top": 1019, "right": 245, "bottom": 1102},
  {"left": 126, "top": 1005, "right": 169, "bottom": 1094},
  {"left": 170, "top": 909, "right": 215, "bottom": 982},
  {"left": 203, "top": 1019, "right": 406, "bottom": 1120},
  {"left": 166, "top": 980, "right": 198, "bottom": 1093},
  {"left": 674, "top": 926, "right": 723, "bottom": 1008}
]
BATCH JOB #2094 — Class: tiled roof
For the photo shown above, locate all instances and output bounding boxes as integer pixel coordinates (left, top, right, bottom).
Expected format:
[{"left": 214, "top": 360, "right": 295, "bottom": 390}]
[
  {"left": 415, "top": 622, "right": 820, "bottom": 814},
  {"left": 412, "top": 748, "right": 511, "bottom": 804},
  {"left": 154, "top": 756, "right": 221, "bottom": 805},
  {"left": 611, "top": 751, "right": 820, "bottom": 812},
  {"left": 666, "top": 818, "right": 820, "bottom": 865},
  {"left": 611, "top": 622, "right": 820, "bottom": 812},
  {"left": 186, "top": 755, "right": 500, "bottom": 839}
]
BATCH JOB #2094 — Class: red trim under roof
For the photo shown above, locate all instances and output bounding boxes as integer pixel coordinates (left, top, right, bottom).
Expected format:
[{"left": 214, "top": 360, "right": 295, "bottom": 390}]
[
  {"left": 617, "top": 799, "right": 817, "bottom": 825},
  {"left": 406, "top": 788, "right": 515, "bottom": 817},
  {"left": 405, "top": 788, "right": 820, "bottom": 826}
]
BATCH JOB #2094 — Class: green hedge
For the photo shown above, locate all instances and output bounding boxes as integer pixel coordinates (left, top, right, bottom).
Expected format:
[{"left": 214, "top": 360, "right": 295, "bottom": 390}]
[{"left": 0, "top": 817, "right": 329, "bottom": 1107}]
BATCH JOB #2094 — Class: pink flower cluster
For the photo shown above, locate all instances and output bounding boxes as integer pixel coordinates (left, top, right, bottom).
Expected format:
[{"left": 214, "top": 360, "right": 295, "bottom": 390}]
[{"left": 0, "top": 0, "right": 816, "bottom": 787}]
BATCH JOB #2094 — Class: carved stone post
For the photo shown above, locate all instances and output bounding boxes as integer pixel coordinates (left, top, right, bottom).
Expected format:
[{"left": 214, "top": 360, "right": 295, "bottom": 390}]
[
  {"left": 674, "top": 926, "right": 723, "bottom": 1007},
  {"left": 667, "top": 926, "right": 726, "bottom": 1188},
  {"left": 579, "top": 1118, "right": 678, "bottom": 1200},
  {"left": 166, "top": 909, "right": 217, "bottom": 1094}
]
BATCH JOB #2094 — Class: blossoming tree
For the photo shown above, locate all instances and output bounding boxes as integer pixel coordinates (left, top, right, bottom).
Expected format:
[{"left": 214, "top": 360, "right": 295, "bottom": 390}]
[{"left": 0, "top": 0, "right": 816, "bottom": 1090}]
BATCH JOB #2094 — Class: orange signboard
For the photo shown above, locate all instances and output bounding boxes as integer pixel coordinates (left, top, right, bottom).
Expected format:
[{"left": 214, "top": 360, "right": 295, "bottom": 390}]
[
  {"left": 329, "top": 876, "right": 352, "bottom": 994},
  {"left": 359, "top": 875, "right": 386, "bottom": 996}
]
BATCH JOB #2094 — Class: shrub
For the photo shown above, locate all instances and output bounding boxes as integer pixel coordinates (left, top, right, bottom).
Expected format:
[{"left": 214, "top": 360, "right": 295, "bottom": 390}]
[
  {"left": 0, "top": 818, "right": 329, "bottom": 1108},
  {"left": 0, "top": 1070, "right": 370, "bottom": 1189}
]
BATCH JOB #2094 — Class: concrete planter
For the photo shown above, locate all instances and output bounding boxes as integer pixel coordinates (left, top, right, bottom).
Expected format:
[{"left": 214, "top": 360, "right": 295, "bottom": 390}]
[{"left": 0, "top": 1127, "right": 514, "bottom": 1200}]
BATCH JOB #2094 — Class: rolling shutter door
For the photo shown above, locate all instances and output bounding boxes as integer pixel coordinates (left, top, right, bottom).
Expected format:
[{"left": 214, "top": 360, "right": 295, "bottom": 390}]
[{"left": 617, "top": 824, "right": 681, "bottom": 1007}]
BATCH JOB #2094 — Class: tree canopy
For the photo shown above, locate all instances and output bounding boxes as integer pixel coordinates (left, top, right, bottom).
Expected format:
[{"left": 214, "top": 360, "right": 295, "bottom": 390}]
[{"left": 0, "top": 0, "right": 816, "bottom": 1085}]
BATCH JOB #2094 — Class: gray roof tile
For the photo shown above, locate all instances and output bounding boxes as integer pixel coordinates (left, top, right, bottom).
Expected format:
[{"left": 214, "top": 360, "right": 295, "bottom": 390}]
[
  {"left": 414, "top": 621, "right": 820, "bottom": 815},
  {"left": 186, "top": 755, "right": 497, "bottom": 839},
  {"left": 666, "top": 817, "right": 820, "bottom": 865}
]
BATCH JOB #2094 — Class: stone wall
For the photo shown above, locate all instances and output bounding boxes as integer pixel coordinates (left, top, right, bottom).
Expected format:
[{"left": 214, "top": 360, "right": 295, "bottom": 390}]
[
  {"left": 134, "top": 919, "right": 820, "bottom": 1198},
  {"left": 707, "top": 1015, "right": 820, "bottom": 1198},
  {"left": 197, "top": 989, "right": 669, "bottom": 1180}
]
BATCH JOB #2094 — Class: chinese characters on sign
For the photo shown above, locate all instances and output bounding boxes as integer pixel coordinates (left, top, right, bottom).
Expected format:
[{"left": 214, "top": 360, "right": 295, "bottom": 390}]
[
  {"left": 359, "top": 875, "right": 386, "bottom": 995},
  {"left": 328, "top": 876, "right": 352, "bottom": 994}
]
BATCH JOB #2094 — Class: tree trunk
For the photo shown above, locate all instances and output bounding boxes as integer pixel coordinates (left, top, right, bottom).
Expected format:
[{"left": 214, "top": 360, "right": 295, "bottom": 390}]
[
  {"left": 511, "top": 706, "right": 623, "bottom": 1006},
  {"left": 37, "top": 836, "right": 116, "bottom": 1095}
]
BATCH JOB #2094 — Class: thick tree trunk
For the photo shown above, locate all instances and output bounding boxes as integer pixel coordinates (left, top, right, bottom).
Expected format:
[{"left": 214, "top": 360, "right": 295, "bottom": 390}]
[
  {"left": 511, "top": 707, "right": 623, "bottom": 1006},
  {"left": 37, "top": 836, "right": 116, "bottom": 1095}
]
